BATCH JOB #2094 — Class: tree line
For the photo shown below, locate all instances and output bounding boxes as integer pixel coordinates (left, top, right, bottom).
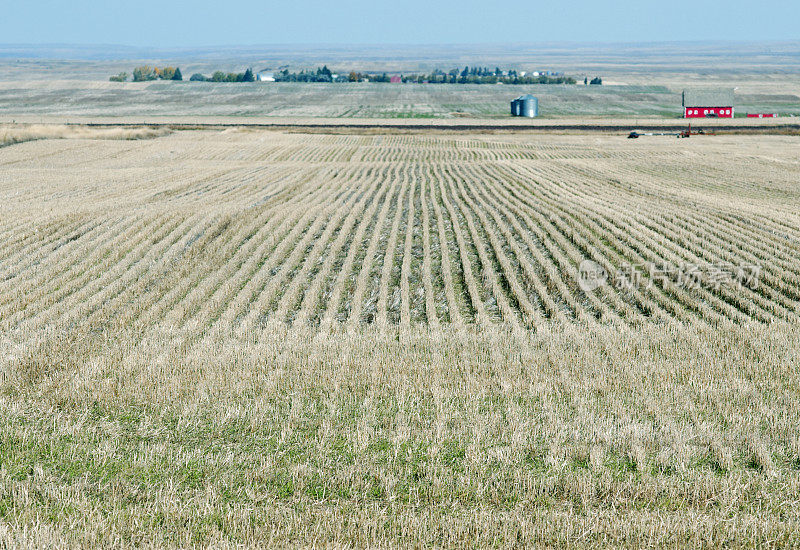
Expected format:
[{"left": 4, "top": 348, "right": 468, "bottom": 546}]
[
  {"left": 110, "top": 65, "right": 581, "bottom": 85},
  {"left": 110, "top": 66, "right": 184, "bottom": 82},
  {"left": 190, "top": 68, "right": 254, "bottom": 82},
  {"left": 277, "top": 66, "right": 576, "bottom": 84},
  {"left": 110, "top": 67, "right": 255, "bottom": 82}
]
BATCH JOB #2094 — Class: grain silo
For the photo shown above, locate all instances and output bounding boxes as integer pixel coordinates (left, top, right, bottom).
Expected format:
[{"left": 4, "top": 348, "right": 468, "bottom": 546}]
[
  {"left": 518, "top": 94, "right": 539, "bottom": 117},
  {"left": 510, "top": 98, "right": 521, "bottom": 116}
]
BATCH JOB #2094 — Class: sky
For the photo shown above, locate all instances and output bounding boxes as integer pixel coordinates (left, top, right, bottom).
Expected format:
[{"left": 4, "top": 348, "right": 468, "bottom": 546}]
[{"left": 2, "top": 0, "right": 798, "bottom": 47}]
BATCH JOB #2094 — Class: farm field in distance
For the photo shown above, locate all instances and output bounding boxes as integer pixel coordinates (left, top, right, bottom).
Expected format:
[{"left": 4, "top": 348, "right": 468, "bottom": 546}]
[
  {"left": 1, "top": 126, "right": 800, "bottom": 546},
  {"left": 1, "top": 79, "right": 799, "bottom": 119}
]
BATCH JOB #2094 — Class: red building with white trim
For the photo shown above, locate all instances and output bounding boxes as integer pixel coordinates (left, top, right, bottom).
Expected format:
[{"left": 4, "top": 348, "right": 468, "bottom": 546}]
[
  {"left": 682, "top": 89, "right": 735, "bottom": 119},
  {"left": 684, "top": 106, "right": 734, "bottom": 118}
]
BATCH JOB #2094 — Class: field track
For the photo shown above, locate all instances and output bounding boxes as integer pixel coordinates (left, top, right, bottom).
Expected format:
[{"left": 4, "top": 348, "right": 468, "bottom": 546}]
[
  {"left": 2, "top": 116, "right": 799, "bottom": 134},
  {"left": 91, "top": 122, "right": 800, "bottom": 135}
]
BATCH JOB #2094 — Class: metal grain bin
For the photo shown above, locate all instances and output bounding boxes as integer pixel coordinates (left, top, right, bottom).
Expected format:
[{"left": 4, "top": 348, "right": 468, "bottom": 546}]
[
  {"left": 510, "top": 98, "right": 520, "bottom": 116},
  {"left": 518, "top": 94, "right": 538, "bottom": 117}
]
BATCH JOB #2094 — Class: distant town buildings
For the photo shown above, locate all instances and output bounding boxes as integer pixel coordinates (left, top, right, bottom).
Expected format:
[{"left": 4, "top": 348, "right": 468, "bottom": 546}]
[{"left": 256, "top": 72, "right": 275, "bottom": 82}]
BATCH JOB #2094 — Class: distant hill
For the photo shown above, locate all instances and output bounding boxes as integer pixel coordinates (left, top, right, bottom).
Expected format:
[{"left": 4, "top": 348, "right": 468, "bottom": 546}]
[{"left": 0, "top": 41, "right": 798, "bottom": 73}]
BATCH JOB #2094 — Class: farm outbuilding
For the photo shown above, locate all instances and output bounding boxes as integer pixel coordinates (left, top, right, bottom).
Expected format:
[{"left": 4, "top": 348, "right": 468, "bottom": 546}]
[
  {"left": 683, "top": 89, "right": 735, "bottom": 118},
  {"left": 511, "top": 94, "right": 538, "bottom": 117}
]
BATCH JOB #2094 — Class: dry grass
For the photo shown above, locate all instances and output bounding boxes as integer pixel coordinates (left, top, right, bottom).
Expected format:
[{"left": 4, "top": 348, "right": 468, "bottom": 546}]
[
  {"left": 3, "top": 323, "right": 800, "bottom": 548},
  {"left": 1, "top": 128, "right": 799, "bottom": 547},
  {"left": 0, "top": 124, "right": 171, "bottom": 147}
]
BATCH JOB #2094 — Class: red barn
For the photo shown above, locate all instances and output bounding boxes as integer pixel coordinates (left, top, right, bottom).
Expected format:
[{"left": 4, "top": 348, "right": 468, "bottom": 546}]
[{"left": 682, "top": 89, "right": 735, "bottom": 118}]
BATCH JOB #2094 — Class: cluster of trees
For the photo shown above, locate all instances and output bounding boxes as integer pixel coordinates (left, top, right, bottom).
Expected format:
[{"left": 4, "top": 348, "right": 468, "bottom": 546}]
[
  {"left": 111, "top": 67, "right": 183, "bottom": 82},
  {"left": 277, "top": 66, "right": 575, "bottom": 85},
  {"left": 135, "top": 66, "right": 183, "bottom": 82},
  {"left": 274, "top": 66, "right": 339, "bottom": 82},
  {"left": 584, "top": 77, "right": 603, "bottom": 85},
  {"left": 190, "top": 68, "right": 255, "bottom": 82},
  {"left": 388, "top": 67, "right": 575, "bottom": 84},
  {"left": 111, "top": 64, "right": 581, "bottom": 85}
]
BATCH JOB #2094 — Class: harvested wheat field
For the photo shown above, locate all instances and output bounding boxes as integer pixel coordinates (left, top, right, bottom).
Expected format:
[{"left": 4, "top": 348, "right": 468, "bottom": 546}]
[{"left": 1, "top": 126, "right": 800, "bottom": 548}]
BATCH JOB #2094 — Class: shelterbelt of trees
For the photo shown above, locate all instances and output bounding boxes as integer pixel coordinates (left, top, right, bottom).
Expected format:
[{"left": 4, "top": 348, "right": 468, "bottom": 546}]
[
  {"left": 110, "top": 66, "right": 186, "bottom": 82},
  {"left": 111, "top": 67, "right": 256, "bottom": 82},
  {"left": 278, "top": 65, "right": 577, "bottom": 84},
  {"left": 111, "top": 65, "right": 581, "bottom": 84}
]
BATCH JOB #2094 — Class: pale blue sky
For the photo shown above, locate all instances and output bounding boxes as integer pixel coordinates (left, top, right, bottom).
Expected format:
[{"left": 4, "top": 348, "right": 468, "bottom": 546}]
[{"left": 2, "top": 0, "right": 798, "bottom": 47}]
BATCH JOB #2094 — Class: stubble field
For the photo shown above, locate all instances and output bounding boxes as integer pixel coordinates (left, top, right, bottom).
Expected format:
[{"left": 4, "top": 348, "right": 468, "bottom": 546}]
[{"left": 1, "top": 126, "right": 800, "bottom": 547}]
